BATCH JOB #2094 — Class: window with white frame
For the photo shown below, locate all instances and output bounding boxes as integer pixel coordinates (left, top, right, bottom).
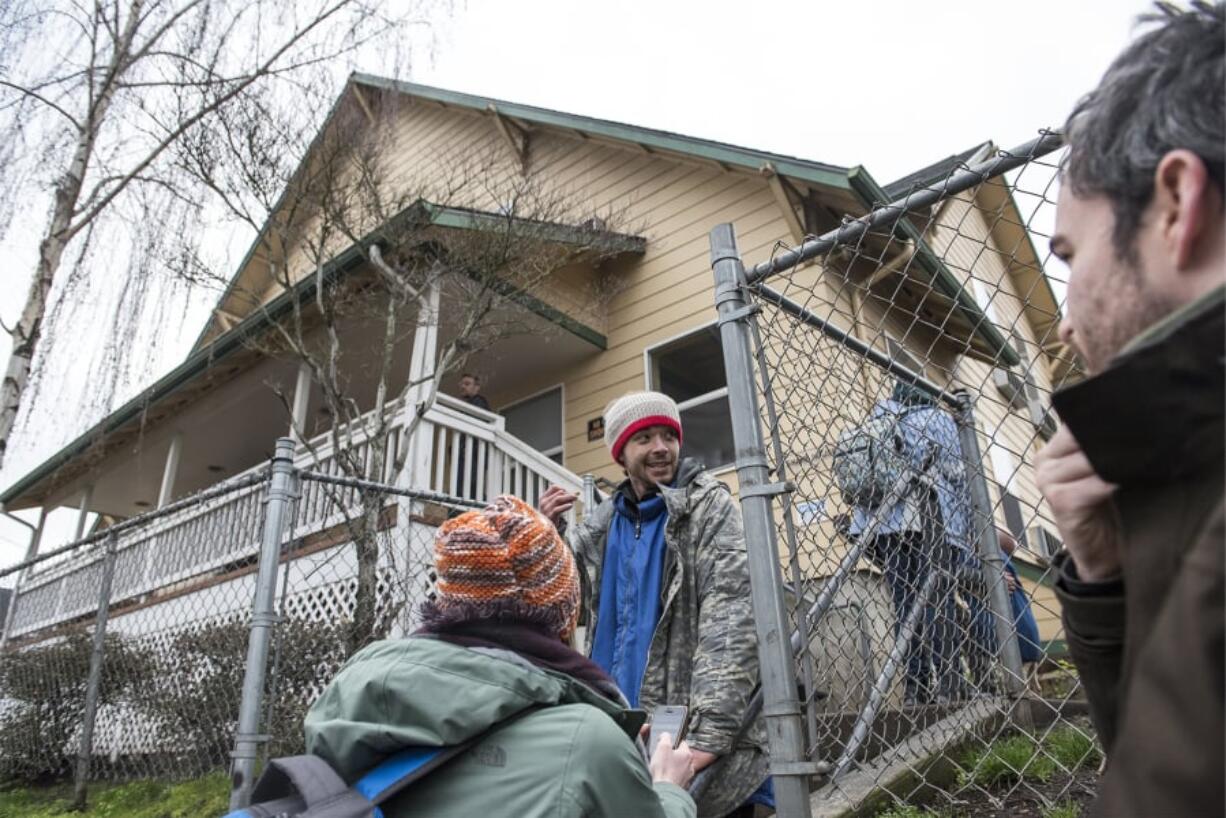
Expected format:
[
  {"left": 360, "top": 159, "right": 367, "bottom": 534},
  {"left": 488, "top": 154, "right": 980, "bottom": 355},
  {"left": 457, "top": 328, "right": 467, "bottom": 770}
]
[
  {"left": 989, "top": 444, "right": 1031, "bottom": 551},
  {"left": 502, "top": 386, "right": 564, "bottom": 465},
  {"left": 972, "top": 278, "right": 1003, "bottom": 326},
  {"left": 974, "top": 279, "right": 1056, "bottom": 439},
  {"left": 648, "top": 324, "right": 736, "bottom": 470}
]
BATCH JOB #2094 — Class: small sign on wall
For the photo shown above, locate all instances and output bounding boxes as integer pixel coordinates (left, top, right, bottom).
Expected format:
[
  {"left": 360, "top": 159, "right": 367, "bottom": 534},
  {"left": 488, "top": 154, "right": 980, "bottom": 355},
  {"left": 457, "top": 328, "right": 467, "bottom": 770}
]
[{"left": 587, "top": 416, "right": 605, "bottom": 442}]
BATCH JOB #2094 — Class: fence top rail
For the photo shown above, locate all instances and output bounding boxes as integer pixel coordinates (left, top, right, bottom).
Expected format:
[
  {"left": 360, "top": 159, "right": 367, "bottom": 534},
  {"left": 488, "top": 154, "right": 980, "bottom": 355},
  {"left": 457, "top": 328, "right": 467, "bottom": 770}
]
[
  {"left": 0, "top": 468, "right": 269, "bottom": 582},
  {"left": 746, "top": 131, "right": 1065, "bottom": 285}
]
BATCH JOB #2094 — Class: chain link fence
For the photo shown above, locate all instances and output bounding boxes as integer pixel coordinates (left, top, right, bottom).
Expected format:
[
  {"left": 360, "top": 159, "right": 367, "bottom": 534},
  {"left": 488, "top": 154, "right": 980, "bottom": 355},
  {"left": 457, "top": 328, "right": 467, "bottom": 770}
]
[
  {"left": 0, "top": 440, "right": 495, "bottom": 810},
  {"left": 710, "top": 132, "right": 1099, "bottom": 817},
  {"left": 0, "top": 470, "right": 270, "bottom": 801},
  {"left": 1, "top": 133, "right": 1094, "bottom": 818}
]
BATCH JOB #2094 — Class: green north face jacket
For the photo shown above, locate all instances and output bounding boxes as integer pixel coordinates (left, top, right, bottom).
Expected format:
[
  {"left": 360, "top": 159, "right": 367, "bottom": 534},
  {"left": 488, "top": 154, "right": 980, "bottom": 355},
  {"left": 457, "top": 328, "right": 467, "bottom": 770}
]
[
  {"left": 303, "top": 636, "right": 695, "bottom": 818},
  {"left": 568, "top": 460, "right": 768, "bottom": 818}
]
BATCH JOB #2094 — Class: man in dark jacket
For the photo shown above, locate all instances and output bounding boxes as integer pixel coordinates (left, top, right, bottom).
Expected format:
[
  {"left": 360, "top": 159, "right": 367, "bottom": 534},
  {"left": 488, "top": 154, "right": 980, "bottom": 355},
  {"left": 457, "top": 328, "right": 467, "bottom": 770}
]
[
  {"left": 1035, "top": 4, "right": 1224, "bottom": 816},
  {"left": 540, "top": 391, "right": 766, "bottom": 818},
  {"left": 304, "top": 495, "right": 699, "bottom": 818}
]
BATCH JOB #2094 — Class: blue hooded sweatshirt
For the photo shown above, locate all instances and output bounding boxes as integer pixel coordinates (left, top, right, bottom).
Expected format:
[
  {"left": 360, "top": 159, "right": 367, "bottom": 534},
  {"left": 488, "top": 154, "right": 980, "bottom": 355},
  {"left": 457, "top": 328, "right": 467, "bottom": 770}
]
[{"left": 589, "top": 489, "right": 669, "bottom": 707}]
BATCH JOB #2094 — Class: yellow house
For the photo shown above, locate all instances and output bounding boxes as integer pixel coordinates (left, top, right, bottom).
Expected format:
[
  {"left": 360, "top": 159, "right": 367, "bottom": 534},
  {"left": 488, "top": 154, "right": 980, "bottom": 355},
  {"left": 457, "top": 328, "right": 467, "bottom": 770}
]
[{"left": 0, "top": 77, "right": 1071, "bottom": 657}]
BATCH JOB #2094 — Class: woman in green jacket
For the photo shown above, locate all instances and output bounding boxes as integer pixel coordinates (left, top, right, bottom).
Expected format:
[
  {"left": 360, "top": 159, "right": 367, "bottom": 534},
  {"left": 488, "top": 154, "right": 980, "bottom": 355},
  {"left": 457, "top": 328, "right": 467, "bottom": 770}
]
[{"left": 304, "top": 495, "right": 697, "bottom": 818}]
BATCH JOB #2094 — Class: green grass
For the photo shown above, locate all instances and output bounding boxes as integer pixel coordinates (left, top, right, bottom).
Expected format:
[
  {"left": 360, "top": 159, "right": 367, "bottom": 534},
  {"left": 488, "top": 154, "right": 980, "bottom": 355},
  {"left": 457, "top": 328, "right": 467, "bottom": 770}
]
[
  {"left": 960, "top": 734, "right": 1056, "bottom": 789},
  {"left": 0, "top": 773, "right": 229, "bottom": 818},
  {"left": 875, "top": 805, "right": 951, "bottom": 818},
  {"left": 1044, "top": 727, "right": 1101, "bottom": 771},
  {"left": 958, "top": 726, "right": 1101, "bottom": 791},
  {"left": 1041, "top": 800, "right": 1082, "bottom": 818}
]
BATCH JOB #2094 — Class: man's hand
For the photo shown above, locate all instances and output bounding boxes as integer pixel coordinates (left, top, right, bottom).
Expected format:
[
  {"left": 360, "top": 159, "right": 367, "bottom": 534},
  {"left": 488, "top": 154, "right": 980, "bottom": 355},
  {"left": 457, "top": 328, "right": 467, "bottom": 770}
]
[
  {"left": 1035, "top": 425, "right": 1121, "bottom": 582},
  {"left": 649, "top": 735, "right": 696, "bottom": 789},
  {"left": 1004, "top": 572, "right": 1019, "bottom": 594},
  {"left": 690, "top": 748, "right": 718, "bottom": 772},
  {"left": 538, "top": 485, "right": 577, "bottom": 527}
]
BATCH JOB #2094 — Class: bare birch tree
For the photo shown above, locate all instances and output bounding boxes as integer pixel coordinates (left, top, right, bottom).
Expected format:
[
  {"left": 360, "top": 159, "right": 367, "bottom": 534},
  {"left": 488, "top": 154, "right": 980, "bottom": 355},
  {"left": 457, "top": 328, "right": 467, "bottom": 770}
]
[{"left": 0, "top": 0, "right": 445, "bottom": 472}]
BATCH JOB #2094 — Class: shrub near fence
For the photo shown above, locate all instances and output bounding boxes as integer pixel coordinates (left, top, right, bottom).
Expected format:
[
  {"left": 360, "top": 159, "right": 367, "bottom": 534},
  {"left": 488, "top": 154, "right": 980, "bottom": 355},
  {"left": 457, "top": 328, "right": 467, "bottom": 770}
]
[{"left": 0, "top": 458, "right": 481, "bottom": 809}]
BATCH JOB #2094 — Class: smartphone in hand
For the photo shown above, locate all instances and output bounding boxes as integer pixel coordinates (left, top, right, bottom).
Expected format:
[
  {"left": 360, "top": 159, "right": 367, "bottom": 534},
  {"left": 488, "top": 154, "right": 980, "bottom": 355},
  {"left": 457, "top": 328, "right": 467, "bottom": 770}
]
[{"left": 648, "top": 705, "right": 689, "bottom": 756}]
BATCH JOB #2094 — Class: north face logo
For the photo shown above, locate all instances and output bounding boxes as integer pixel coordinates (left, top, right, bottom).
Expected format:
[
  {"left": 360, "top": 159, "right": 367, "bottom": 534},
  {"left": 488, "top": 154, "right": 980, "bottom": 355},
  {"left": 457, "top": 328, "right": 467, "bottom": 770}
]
[{"left": 474, "top": 744, "right": 506, "bottom": 767}]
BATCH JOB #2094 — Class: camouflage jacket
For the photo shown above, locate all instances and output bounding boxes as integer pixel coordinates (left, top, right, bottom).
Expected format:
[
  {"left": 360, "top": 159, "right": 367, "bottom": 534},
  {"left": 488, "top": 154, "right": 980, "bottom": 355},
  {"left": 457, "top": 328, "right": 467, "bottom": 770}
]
[{"left": 568, "top": 459, "right": 768, "bottom": 818}]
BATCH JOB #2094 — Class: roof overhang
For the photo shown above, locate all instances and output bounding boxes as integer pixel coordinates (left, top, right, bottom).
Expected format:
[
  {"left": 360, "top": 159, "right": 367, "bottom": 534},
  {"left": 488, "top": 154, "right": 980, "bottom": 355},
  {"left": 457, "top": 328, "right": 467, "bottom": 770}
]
[
  {"left": 351, "top": 74, "right": 854, "bottom": 194},
  {"left": 846, "top": 167, "right": 1020, "bottom": 368},
  {"left": 1, "top": 201, "right": 639, "bottom": 510}
]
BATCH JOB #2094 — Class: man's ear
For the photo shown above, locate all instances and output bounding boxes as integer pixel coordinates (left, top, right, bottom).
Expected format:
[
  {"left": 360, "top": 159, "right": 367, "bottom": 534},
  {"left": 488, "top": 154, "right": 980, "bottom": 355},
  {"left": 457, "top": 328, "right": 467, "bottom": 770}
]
[{"left": 1153, "top": 149, "right": 1218, "bottom": 271}]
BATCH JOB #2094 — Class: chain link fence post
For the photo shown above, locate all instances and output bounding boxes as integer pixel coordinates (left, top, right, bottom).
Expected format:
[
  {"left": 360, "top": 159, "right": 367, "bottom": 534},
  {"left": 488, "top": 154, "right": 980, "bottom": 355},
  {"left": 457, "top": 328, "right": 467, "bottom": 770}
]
[
  {"left": 71, "top": 529, "right": 119, "bottom": 811},
  {"left": 953, "top": 390, "right": 1028, "bottom": 703},
  {"left": 229, "top": 438, "right": 297, "bottom": 810},
  {"left": 710, "top": 223, "right": 813, "bottom": 818}
]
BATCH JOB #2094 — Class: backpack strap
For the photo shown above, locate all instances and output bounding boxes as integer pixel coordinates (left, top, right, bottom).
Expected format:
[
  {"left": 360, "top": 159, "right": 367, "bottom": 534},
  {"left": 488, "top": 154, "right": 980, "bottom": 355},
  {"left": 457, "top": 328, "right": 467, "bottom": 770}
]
[
  {"left": 352, "top": 744, "right": 468, "bottom": 808},
  {"left": 354, "top": 703, "right": 547, "bottom": 809},
  {"left": 222, "top": 755, "right": 376, "bottom": 818},
  {"left": 226, "top": 705, "right": 548, "bottom": 818}
]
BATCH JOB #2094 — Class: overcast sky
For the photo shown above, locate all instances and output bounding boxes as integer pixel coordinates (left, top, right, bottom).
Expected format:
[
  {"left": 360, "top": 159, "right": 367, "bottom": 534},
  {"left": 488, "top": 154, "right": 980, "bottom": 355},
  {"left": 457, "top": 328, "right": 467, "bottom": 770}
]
[{"left": 0, "top": 0, "right": 1152, "bottom": 572}]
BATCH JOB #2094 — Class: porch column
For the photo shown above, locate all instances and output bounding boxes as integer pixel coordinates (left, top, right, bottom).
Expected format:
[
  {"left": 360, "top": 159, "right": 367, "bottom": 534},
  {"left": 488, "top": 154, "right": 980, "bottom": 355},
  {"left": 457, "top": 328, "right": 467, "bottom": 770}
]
[
  {"left": 0, "top": 506, "right": 48, "bottom": 649},
  {"left": 392, "top": 278, "right": 443, "bottom": 636},
  {"left": 23, "top": 506, "right": 48, "bottom": 562},
  {"left": 289, "top": 360, "right": 312, "bottom": 444},
  {"left": 407, "top": 278, "right": 442, "bottom": 406},
  {"left": 73, "top": 484, "right": 94, "bottom": 542},
  {"left": 157, "top": 432, "right": 183, "bottom": 509},
  {"left": 399, "top": 279, "right": 442, "bottom": 481},
  {"left": 398, "top": 278, "right": 442, "bottom": 482}
]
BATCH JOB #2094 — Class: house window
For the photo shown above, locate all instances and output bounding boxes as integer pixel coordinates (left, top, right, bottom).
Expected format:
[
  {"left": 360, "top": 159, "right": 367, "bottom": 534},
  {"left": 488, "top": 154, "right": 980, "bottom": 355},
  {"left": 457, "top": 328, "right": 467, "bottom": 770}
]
[
  {"left": 502, "top": 386, "right": 564, "bottom": 464},
  {"left": 989, "top": 444, "right": 1030, "bottom": 550},
  {"left": 972, "top": 279, "right": 1003, "bottom": 326},
  {"left": 648, "top": 324, "right": 736, "bottom": 469},
  {"left": 973, "top": 278, "right": 1057, "bottom": 441},
  {"left": 1015, "top": 333, "right": 1058, "bottom": 439},
  {"left": 1026, "top": 525, "right": 1062, "bottom": 559}
]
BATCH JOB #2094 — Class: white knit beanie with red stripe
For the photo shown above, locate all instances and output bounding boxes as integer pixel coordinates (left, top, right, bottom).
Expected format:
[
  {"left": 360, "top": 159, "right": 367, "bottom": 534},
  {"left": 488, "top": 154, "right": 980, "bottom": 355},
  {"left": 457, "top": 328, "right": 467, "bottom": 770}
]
[{"left": 603, "top": 391, "right": 683, "bottom": 463}]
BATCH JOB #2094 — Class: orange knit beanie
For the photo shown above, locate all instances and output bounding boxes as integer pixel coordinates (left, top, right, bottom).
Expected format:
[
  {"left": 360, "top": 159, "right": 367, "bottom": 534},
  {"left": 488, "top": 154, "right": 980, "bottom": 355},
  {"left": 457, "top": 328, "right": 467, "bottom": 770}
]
[{"left": 420, "top": 495, "right": 580, "bottom": 641}]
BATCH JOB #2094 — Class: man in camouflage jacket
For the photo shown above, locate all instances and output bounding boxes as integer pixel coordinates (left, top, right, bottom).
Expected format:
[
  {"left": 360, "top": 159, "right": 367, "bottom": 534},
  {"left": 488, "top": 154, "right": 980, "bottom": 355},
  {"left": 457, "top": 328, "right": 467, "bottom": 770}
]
[{"left": 541, "top": 391, "right": 767, "bottom": 818}]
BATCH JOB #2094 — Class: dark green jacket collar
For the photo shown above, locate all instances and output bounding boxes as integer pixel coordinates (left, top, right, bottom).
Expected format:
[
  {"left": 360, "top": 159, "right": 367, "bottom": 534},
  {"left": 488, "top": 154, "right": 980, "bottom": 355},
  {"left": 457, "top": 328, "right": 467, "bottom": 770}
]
[{"left": 1051, "top": 286, "right": 1225, "bottom": 487}]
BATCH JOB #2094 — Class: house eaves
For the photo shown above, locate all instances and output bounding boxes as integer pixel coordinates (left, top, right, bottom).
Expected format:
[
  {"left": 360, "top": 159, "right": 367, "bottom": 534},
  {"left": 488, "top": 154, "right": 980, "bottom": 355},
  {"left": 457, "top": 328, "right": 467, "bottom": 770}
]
[
  {"left": 0, "top": 245, "right": 365, "bottom": 511},
  {"left": 351, "top": 74, "right": 853, "bottom": 193},
  {"left": 1, "top": 201, "right": 636, "bottom": 509},
  {"left": 194, "top": 75, "right": 773, "bottom": 353},
  {"left": 847, "top": 166, "right": 1020, "bottom": 368},
  {"left": 882, "top": 141, "right": 1067, "bottom": 374}
]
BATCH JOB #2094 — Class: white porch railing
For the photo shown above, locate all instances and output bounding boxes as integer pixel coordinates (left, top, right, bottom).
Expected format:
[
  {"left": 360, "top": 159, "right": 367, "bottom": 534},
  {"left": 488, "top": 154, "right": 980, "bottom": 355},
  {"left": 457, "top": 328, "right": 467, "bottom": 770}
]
[
  {"left": 6, "top": 395, "right": 585, "bottom": 640},
  {"left": 423, "top": 393, "right": 583, "bottom": 508}
]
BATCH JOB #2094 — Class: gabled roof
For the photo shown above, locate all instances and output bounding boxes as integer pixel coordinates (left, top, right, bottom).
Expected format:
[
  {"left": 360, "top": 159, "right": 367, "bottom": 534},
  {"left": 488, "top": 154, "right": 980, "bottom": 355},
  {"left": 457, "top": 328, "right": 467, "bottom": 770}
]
[
  {"left": 193, "top": 74, "right": 859, "bottom": 352},
  {"left": 351, "top": 74, "right": 854, "bottom": 192},
  {"left": 879, "top": 141, "right": 1067, "bottom": 374}
]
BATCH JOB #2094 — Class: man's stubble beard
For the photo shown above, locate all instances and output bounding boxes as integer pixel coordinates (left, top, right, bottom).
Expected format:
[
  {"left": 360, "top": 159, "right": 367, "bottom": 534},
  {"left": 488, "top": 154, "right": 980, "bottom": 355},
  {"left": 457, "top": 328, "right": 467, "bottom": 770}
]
[{"left": 1076, "top": 260, "right": 1179, "bottom": 375}]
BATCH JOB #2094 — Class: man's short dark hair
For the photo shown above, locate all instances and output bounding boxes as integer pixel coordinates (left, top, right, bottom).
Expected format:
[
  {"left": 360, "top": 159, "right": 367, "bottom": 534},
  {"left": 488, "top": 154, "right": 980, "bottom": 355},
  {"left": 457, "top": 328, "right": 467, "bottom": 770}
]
[
  {"left": 460, "top": 373, "right": 479, "bottom": 382},
  {"left": 1063, "top": 1, "right": 1224, "bottom": 260}
]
